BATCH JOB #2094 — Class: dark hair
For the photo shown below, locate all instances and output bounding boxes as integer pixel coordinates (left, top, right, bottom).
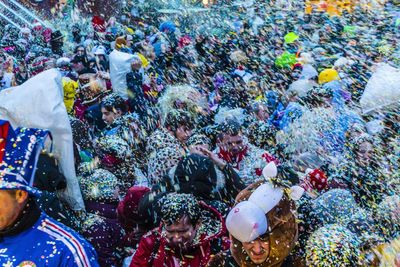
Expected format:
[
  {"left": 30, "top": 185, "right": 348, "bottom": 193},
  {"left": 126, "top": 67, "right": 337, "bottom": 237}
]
[
  {"left": 187, "top": 134, "right": 212, "bottom": 148},
  {"left": 74, "top": 45, "right": 86, "bottom": 54},
  {"left": 101, "top": 93, "right": 128, "bottom": 114},
  {"left": 5, "top": 189, "right": 17, "bottom": 197},
  {"left": 164, "top": 110, "right": 194, "bottom": 131},
  {"left": 158, "top": 193, "right": 201, "bottom": 226},
  {"left": 217, "top": 119, "right": 241, "bottom": 140}
]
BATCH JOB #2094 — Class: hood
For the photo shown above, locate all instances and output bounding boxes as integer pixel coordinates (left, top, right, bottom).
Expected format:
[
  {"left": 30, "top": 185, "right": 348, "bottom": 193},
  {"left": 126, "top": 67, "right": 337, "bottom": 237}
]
[{"left": 231, "top": 181, "right": 298, "bottom": 267}]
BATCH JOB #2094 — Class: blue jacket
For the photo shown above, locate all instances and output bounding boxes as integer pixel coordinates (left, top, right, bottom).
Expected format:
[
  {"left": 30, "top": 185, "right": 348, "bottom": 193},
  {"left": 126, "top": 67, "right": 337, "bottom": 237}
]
[{"left": 0, "top": 212, "right": 99, "bottom": 267}]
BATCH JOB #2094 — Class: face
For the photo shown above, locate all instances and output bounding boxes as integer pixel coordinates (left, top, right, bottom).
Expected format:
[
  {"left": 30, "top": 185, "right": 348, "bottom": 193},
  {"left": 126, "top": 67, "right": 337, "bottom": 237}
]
[
  {"left": 131, "top": 60, "right": 142, "bottom": 71},
  {"left": 0, "top": 190, "right": 28, "bottom": 231},
  {"left": 174, "top": 125, "right": 192, "bottom": 143},
  {"left": 76, "top": 47, "right": 85, "bottom": 56},
  {"left": 221, "top": 134, "right": 245, "bottom": 156},
  {"left": 242, "top": 237, "right": 271, "bottom": 264},
  {"left": 72, "top": 62, "right": 84, "bottom": 73},
  {"left": 164, "top": 216, "right": 198, "bottom": 251},
  {"left": 356, "top": 141, "right": 374, "bottom": 165},
  {"left": 101, "top": 107, "right": 122, "bottom": 125},
  {"left": 257, "top": 106, "right": 269, "bottom": 121}
]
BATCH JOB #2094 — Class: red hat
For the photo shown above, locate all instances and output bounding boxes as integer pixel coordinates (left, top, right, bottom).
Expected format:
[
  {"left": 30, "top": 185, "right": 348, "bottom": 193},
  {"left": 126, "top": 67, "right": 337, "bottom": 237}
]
[
  {"left": 307, "top": 169, "right": 328, "bottom": 191},
  {"left": 117, "top": 186, "right": 151, "bottom": 232}
]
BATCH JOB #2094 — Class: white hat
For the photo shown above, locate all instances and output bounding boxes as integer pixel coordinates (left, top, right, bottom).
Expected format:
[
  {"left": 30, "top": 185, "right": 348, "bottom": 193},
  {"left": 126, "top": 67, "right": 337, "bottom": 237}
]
[
  {"left": 94, "top": 46, "right": 106, "bottom": 55},
  {"left": 226, "top": 201, "right": 268, "bottom": 243}
]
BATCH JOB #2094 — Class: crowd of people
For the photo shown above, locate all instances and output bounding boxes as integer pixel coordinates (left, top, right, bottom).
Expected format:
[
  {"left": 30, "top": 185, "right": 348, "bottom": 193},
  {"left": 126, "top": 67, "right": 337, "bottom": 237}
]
[{"left": 0, "top": 0, "right": 399, "bottom": 266}]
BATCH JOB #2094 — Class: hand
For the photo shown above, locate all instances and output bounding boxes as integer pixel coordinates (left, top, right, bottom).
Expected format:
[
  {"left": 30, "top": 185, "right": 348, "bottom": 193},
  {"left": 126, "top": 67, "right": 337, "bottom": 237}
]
[{"left": 197, "top": 146, "right": 226, "bottom": 170}]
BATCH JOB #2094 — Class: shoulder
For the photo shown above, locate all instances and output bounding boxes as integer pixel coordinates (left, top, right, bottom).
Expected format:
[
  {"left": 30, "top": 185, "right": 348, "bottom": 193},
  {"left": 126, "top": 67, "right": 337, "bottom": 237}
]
[
  {"left": 37, "top": 215, "right": 98, "bottom": 266},
  {"left": 207, "top": 250, "right": 237, "bottom": 267}
]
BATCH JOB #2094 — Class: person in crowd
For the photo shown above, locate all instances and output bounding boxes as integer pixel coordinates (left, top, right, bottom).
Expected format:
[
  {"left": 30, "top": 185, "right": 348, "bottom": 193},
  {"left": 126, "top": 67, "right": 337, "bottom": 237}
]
[
  {"left": 0, "top": 124, "right": 99, "bottom": 266},
  {"left": 209, "top": 181, "right": 298, "bottom": 266},
  {"left": 130, "top": 193, "right": 227, "bottom": 267},
  {"left": 215, "top": 119, "right": 278, "bottom": 185},
  {"left": 146, "top": 109, "right": 194, "bottom": 183}
]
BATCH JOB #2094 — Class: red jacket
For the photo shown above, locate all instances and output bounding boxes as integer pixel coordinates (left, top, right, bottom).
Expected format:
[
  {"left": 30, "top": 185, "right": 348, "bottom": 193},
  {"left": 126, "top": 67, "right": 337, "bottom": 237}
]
[{"left": 129, "top": 202, "right": 227, "bottom": 267}]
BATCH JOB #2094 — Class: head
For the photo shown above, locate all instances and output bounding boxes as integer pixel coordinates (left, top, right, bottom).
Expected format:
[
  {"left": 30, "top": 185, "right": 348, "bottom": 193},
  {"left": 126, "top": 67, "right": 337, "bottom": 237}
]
[
  {"left": 159, "top": 193, "right": 201, "bottom": 251},
  {"left": 187, "top": 134, "right": 212, "bottom": 154},
  {"left": 249, "top": 101, "right": 269, "bottom": 121},
  {"left": 218, "top": 120, "right": 245, "bottom": 156},
  {"left": 164, "top": 110, "right": 194, "bottom": 143},
  {"left": 75, "top": 45, "right": 85, "bottom": 56},
  {"left": 0, "top": 189, "right": 29, "bottom": 230},
  {"left": 354, "top": 140, "right": 374, "bottom": 166},
  {"left": 242, "top": 235, "right": 271, "bottom": 264},
  {"left": 130, "top": 55, "right": 142, "bottom": 71},
  {"left": 100, "top": 94, "right": 127, "bottom": 125},
  {"left": 227, "top": 182, "right": 298, "bottom": 266}
]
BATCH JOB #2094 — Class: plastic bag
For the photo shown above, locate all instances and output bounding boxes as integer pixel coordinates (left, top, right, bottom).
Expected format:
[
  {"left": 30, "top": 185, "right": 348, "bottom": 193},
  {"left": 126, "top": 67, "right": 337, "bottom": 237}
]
[
  {"left": 360, "top": 63, "right": 400, "bottom": 114},
  {"left": 109, "top": 50, "right": 135, "bottom": 100},
  {"left": 0, "top": 69, "right": 84, "bottom": 210}
]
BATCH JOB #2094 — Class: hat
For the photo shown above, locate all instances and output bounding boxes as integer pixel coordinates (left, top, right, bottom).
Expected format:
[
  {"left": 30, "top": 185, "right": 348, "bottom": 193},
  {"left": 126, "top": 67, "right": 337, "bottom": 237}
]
[
  {"left": 0, "top": 121, "right": 51, "bottom": 197},
  {"left": 226, "top": 182, "right": 284, "bottom": 242},
  {"left": 79, "top": 168, "right": 120, "bottom": 202},
  {"left": 94, "top": 46, "right": 106, "bottom": 56},
  {"left": 306, "top": 224, "right": 361, "bottom": 267},
  {"left": 306, "top": 169, "right": 328, "bottom": 191},
  {"left": 159, "top": 21, "right": 176, "bottom": 33},
  {"left": 318, "top": 68, "right": 340, "bottom": 84},
  {"left": 117, "top": 186, "right": 151, "bottom": 231}
]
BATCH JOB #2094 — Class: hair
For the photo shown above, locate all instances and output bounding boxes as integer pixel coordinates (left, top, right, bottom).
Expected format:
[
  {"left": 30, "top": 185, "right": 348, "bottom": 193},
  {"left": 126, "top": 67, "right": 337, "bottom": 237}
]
[
  {"left": 74, "top": 45, "right": 86, "bottom": 54},
  {"left": 158, "top": 193, "right": 201, "bottom": 226},
  {"left": 163, "top": 110, "right": 194, "bottom": 131},
  {"left": 5, "top": 189, "right": 17, "bottom": 197},
  {"left": 248, "top": 101, "right": 267, "bottom": 115},
  {"left": 101, "top": 93, "right": 128, "bottom": 114},
  {"left": 187, "top": 134, "right": 212, "bottom": 148},
  {"left": 217, "top": 119, "right": 241, "bottom": 140}
]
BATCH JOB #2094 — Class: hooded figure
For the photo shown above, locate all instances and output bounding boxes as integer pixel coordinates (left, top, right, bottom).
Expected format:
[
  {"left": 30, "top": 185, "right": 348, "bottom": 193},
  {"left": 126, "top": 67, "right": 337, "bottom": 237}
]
[{"left": 209, "top": 180, "right": 298, "bottom": 267}]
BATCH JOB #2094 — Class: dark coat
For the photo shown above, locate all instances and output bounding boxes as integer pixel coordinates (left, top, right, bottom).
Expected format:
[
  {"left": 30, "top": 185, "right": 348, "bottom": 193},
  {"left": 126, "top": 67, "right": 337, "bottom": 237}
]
[{"left": 82, "top": 201, "right": 124, "bottom": 267}]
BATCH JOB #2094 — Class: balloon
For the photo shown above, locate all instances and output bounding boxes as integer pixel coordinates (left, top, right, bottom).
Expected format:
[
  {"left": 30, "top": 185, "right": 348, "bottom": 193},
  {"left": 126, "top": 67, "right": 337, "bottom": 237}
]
[
  {"left": 248, "top": 183, "right": 283, "bottom": 214},
  {"left": 275, "top": 51, "right": 297, "bottom": 68},
  {"left": 318, "top": 68, "right": 340, "bottom": 84},
  {"left": 226, "top": 201, "right": 268, "bottom": 243}
]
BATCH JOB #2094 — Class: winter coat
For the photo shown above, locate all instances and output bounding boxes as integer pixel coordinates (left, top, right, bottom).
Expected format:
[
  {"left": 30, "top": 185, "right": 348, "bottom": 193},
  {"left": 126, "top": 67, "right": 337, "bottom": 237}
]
[
  {"left": 146, "top": 128, "right": 186, "bottom": 184},
  {"left": 0, "top": 199, "right": 99, "bottom": 267},
  {"left": 34, "top": 153, "right": 80, "bottom": 230},
  {"left": 126, "top": 70, "right": 148, "bottom": 117},
  {"left": 82, "top": 201, "right": 124, "bottom": 267},
  {"left": 130, "top": 202, "right": 227, "bottom": 267}
]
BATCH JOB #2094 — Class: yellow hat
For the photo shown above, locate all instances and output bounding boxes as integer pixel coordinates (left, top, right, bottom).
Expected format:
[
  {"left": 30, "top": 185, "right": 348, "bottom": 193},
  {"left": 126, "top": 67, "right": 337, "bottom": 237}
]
[{"left": 318, "top": 68, "right": 340, "bottom": 84}]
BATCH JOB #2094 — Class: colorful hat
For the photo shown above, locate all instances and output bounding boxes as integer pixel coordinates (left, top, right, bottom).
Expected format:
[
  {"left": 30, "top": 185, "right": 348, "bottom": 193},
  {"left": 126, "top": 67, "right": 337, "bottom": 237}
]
[
  {"left": 318, "top": 68, "right": 340, "bottom": 84},
  {"left": 0, "top": 120, "right": 51, "bottom": 197},
  {"left": 306, "top": 169, "right": 328, "bottom": 191}
]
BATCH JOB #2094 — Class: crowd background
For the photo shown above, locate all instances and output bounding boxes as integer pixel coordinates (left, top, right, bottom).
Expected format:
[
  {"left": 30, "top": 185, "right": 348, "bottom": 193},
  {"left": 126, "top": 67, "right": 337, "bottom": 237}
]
[{"left": 0, "top": 0, "right": 399, "bottom": 266}]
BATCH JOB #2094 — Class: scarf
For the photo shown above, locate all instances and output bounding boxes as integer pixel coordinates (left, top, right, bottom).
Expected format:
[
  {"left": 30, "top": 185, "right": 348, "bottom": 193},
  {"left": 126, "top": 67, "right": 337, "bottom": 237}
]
[{"left": 218, "top": 146, "right": 248, "bottom": 170}]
